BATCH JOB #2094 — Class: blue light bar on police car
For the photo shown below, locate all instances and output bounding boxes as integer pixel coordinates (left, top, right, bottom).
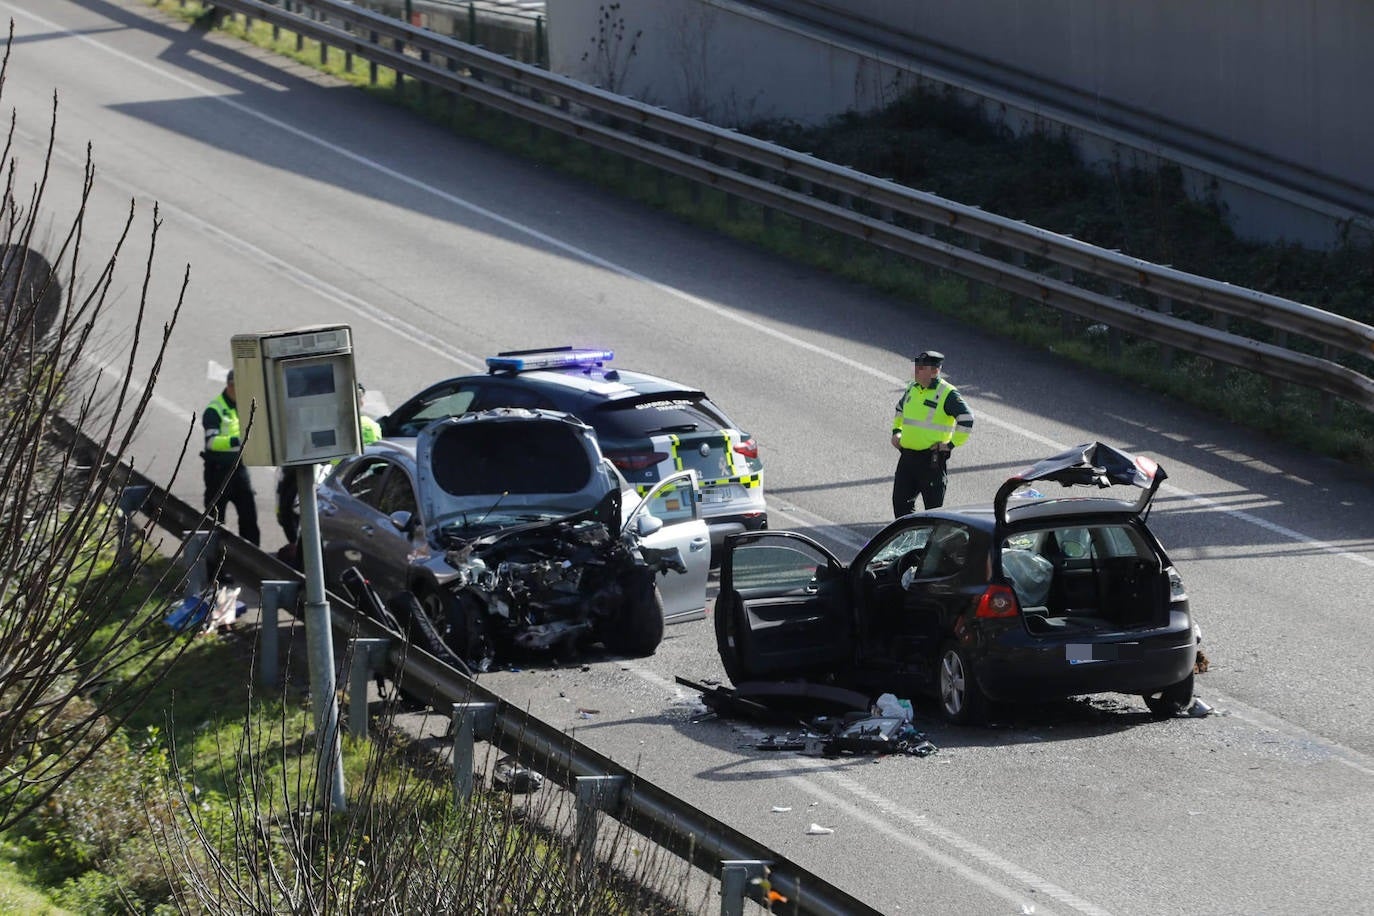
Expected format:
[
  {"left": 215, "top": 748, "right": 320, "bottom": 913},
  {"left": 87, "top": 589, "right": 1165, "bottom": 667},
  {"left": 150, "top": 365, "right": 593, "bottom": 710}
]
[{"left": 486, "top": 348, "right": 615, "bottom": 372}]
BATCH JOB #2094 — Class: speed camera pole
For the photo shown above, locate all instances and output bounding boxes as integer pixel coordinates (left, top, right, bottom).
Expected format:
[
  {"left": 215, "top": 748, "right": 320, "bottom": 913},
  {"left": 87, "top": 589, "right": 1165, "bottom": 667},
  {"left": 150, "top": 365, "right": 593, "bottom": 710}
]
[
  {"left": 229, "top": 326, "right": 360, "bottom": 816},
  {"left": 298, "top": 463, "right": 346, "bottom": 812}
]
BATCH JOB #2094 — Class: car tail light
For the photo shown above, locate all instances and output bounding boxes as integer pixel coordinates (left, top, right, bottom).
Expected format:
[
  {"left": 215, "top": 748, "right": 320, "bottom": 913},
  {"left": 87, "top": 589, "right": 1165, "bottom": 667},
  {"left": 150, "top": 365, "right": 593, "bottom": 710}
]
[
  {"left": 1165, "top": 565, "right": 1187, "bottom": 602},
  {"left": 605, "top": 450, "right": 669, "bottom": 472},
  {"left": 733, "top": 436, "right": 759, "bottom": 460},
  {"left": 975, "top": 584, "right": 1020, "bottom": 618}
]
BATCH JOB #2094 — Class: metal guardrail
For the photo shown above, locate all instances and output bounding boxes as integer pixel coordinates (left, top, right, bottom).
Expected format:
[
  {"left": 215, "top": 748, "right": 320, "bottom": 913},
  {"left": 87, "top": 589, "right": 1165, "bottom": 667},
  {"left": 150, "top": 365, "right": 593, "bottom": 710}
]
[
  {"left": 200, "top": 0, "right": 1374, "bottom": 412},
  {"left": 61, "top": 416, "right": 876, "bottom": 916}
]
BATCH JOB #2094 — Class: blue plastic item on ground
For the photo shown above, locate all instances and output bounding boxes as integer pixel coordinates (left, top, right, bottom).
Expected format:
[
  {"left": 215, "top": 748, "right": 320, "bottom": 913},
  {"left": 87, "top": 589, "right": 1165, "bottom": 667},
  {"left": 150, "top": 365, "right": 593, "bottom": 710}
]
[{"left": 164, "top": 595, "right": 211, "bottom": 631}]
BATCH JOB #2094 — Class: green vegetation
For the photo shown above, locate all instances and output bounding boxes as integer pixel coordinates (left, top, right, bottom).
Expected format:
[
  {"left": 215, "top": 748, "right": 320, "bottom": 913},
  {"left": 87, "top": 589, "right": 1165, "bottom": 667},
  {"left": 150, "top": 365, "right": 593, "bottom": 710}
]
[
  {"left": 1, "top": 544, "right": 707, "bottom": 913},
  {"left": 150, "top": 0, "right": 1374, "bottom": 472}
]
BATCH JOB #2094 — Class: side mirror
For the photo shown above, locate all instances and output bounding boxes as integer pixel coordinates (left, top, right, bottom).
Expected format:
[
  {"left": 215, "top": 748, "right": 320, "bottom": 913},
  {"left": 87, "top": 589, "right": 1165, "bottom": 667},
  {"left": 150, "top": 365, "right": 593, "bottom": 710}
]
[
  {"left": 389, "top": 510, "right": 415, "bottom": 534},
  {"left": 635, "top": 514, "right": 664, "bottom": 537}
]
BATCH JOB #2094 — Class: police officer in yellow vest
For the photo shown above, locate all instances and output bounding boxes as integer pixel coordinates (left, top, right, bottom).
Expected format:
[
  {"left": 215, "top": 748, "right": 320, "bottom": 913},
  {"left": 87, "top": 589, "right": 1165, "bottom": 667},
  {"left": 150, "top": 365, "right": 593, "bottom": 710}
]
[
  {"left": 202, "top": 369, "right": 261, "bottom": 545},
  {"left": 891, "top": 350, "right": 973, "bottom": 517}
]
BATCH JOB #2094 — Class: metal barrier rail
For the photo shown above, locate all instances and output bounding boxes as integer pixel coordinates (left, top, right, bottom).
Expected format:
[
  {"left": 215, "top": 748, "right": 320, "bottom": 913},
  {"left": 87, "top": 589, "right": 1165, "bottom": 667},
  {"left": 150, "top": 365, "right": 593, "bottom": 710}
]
[
  {"left": 60, "top": 416, "right": 877, "bottom": 916},
  {"left": 201, "top": 0, "right": 1374, "bottom": 410}
]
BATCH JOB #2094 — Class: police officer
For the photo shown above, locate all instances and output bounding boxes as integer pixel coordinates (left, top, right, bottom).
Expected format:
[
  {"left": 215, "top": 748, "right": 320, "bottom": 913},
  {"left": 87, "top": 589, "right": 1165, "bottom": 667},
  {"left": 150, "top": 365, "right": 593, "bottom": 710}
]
[
  {"left": 202, "top": 369, "right": 260, "bottom": 545},
  {"left": 891, "top": 350, "right": 973, "bottom": 517},
  {"left": 276, "top": 382, "right": 381, "bottom": 544}
]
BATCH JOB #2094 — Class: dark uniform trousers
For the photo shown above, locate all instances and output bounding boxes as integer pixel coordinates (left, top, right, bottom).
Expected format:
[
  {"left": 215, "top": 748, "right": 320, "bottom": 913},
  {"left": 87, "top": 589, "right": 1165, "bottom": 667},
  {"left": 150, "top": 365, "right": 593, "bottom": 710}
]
[
  {"left": 892, "top": 446, "right": 948, "bottom": 517},
  {"left": 204, "top": 459, "right": 260, "bottom": 546},
  {"left": 276, "top": 471, "right": 299, "bottom": 544}
]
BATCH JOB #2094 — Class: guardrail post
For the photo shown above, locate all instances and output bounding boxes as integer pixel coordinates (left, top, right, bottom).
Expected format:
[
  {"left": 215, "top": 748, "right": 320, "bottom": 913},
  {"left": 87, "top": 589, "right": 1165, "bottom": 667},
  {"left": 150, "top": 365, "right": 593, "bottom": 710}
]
[
  {"left": 369, "top": 32, "right": 379, "bottom": 84},
  {"left": 1058, "top": 264, "right": 1075, "bottom": 336},
  {"left": 1211, "top": 310, "right": 1230, "bottom": 383},
  {"left": 967, "top": 237, "right": 982, "bottom": 305},
  {"left": 468, "top": 1, "right": 476, "bottom": 43},
  {"left": 181, "top": 529, "right": 217, "bottom": 598},
  {"left": 1157, "top": 296, "right": 1175, "bottom": 367},
  {"left": 719, "top": 859, "right": 770, "bottom": 916},
  {"left": 574, "top": 775, "right": 626, "bottom": 885},
  {"left": 451, "top": 702, "right": 498, "bottom": 801},
  {"left": 1107, "top": 280, "right": 1123, "bottom": 357},
  {"left": 259, "top": 581, "right": 301, "bottom": 688},
  {"left": 1009, "top": 250, "right": 1027, "bottom": 321},
  {"left": 115, "top": 485, "right": 150, "bottom": 567},
  {"left": 347, "top": 638, "right": 391, "bottom": 736},
  {"left": 535, "top": 15, "right": 546, "bottom": 68}
]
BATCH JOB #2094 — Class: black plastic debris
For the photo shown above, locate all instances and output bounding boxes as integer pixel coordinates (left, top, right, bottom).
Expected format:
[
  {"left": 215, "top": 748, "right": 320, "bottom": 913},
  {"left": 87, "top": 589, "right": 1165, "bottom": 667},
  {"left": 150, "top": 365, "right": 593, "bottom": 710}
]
[
  {"left": 819, "top": 716, "right": 938, "bottom": 758},
  {"left": 676, "top": 676, "right": 870, "bottom": 722},
  {"left": 493, "top": 756, "right": 544, "bottom": 793}
]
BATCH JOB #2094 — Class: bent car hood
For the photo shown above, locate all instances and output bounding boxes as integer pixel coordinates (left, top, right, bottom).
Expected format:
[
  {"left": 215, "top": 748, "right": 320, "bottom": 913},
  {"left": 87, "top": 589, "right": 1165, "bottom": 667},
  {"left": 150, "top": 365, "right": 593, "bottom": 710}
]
[
  {"left": 994, "top": 441, "right": 1167, "bottom": 526},
  {"left": 415, "top": 408, "right": 620, "bottom": 534}
]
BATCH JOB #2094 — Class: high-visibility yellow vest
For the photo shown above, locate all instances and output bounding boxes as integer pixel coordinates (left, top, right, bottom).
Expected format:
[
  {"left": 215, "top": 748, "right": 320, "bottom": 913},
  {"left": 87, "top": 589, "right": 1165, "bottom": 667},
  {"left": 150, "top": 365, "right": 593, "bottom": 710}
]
[
  {"left": 204, "top": 393, "right": 242, "bottom": 455},
  {"left": 892, "top": 378, "right": 967, "bottom": 450},
  {"left": 360, "top": 415, "right": 381, "bottom": 446}
]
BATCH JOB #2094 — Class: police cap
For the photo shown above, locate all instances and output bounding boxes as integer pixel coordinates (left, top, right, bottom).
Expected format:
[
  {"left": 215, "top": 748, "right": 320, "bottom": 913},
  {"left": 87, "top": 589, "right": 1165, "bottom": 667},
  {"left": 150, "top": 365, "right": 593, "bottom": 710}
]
[
  {"left": 226, "top": 368, "right": 235, "bottom": 383},
  {"left": 913, "top": 350, "right": 945, "bottom": 367}
]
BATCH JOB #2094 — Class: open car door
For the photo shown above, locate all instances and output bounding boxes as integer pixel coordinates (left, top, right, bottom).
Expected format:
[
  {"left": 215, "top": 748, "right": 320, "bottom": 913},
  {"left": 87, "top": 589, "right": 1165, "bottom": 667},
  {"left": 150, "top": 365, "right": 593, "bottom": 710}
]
[
  {"left": 625, "top": 470, "right": 711, "bottom": 623},
  {"left": 714, "top": 531, "right": 851, "bottom": 683}
]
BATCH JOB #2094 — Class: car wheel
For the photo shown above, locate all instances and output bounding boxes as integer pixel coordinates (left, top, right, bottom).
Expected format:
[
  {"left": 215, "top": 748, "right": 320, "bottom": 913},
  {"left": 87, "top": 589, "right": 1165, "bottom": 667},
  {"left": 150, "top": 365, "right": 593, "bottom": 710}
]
[
  {"left": 603, "top": 577, "right": 665, "bottom": 657},
  {"left": 938, "top": 642, "right": 989, "bottom": 725},
  {"left": 401, "top": 589, "right": 475, "bottom": 678},
  {"left": 1142, "top": 673, "right": 1194, "bottom": 719}
]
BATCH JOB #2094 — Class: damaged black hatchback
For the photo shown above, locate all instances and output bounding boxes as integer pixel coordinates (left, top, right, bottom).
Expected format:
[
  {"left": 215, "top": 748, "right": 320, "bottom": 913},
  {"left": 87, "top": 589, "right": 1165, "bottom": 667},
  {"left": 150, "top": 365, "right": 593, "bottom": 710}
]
[{"left": 714, "top": 443, "right": 1198, "bottom": 724}]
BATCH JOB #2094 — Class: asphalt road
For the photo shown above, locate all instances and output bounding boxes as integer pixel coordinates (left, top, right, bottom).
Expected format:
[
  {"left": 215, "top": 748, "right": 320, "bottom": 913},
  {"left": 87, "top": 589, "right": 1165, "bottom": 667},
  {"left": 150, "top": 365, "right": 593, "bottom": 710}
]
[{"left": 6, "top": 2, "right": 1373, "bottom": 913}]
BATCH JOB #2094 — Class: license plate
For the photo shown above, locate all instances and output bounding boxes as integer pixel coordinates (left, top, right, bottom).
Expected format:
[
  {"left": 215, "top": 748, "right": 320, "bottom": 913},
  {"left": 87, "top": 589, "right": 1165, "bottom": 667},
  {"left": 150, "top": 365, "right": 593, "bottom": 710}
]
[{"left": 702, "top": 486, "right": 731, "bottom": 504}]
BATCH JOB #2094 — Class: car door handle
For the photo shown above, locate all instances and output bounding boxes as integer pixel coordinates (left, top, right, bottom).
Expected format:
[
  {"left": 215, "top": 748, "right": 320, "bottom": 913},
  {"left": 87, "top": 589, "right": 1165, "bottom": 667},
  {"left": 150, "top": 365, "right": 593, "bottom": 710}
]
[
  {"left": 360, "top": 524, "right": 375, "bottom": 535},
  {"left": 689, "top": 537, "right": 708, "bottom": 552}
]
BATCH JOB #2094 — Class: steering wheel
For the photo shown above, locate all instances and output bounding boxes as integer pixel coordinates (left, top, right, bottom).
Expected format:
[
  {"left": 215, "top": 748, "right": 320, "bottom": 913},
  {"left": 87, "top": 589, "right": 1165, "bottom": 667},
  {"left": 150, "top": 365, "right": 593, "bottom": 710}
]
[{"left": 896, "top": 547, "right": 925, "bottom": 579}]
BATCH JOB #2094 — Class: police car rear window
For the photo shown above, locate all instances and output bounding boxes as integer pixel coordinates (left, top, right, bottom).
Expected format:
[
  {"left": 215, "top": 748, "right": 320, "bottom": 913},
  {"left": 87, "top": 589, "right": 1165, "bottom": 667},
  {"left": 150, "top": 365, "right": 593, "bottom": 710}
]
[{"left": 590, "top": 395, "right": 733, "bottom": 437}]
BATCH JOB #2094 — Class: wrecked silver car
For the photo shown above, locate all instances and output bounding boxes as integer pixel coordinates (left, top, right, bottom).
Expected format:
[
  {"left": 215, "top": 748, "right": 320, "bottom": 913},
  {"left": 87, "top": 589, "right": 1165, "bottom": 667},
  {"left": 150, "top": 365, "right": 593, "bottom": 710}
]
[{"left": 319, "top": 408, "right": 710, "bottom": 670}]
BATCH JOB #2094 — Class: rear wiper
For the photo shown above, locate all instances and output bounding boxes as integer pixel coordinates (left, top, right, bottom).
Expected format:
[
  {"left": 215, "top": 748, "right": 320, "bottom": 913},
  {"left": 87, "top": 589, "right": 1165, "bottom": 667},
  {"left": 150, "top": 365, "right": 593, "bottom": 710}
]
[{"left": 647, "top": 423, "right": 699, "bottom": 433}]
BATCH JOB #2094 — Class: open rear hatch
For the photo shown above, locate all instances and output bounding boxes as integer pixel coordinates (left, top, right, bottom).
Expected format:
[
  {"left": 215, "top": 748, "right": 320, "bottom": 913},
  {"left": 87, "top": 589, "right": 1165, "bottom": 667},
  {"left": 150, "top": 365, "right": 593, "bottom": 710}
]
[{"left": 994, "top": 443, "right": 1172, "bottom": 635}]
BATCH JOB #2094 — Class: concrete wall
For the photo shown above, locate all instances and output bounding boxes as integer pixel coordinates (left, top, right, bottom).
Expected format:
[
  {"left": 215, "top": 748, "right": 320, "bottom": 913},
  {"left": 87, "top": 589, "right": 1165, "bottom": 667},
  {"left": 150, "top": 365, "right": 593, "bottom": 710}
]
[
  {"left": 832, "top": 0, "right": 1372, "bottom": 203},
  {"left": 547, "top": 0, "right": 1373, "bottom": 248}
]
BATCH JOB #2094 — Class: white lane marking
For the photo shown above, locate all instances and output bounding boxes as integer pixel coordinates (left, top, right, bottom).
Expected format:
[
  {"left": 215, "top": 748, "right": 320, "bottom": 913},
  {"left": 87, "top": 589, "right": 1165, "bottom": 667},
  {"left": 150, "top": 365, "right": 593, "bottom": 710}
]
[
  {"left": 718, "top": 713, "right": 1097, "bottom": 915},
  {"left": 798, "top": 765, "right": 1102, "bottom": 916},
  {"left": 7, "top": 0, "right": 1367, "bottom": 572},
  {"left": 1203, "top": 690, "right": 1374, "bottom": 778},
  {"left": 629, "top": 665, "right": 1093, "bottom": 913}
]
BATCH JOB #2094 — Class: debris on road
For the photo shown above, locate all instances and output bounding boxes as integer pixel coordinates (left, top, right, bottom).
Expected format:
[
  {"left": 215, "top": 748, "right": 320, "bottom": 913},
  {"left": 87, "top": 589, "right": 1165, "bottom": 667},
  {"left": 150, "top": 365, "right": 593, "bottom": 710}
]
[
  {"left": 677, "top": 677, "right": 938, "bottom": 758},
  {"left": 805, "top": 823, "right": 835, "bottom": 835},
  {"left": 492, "top": 756, "right": 544, "bottom": 794}
]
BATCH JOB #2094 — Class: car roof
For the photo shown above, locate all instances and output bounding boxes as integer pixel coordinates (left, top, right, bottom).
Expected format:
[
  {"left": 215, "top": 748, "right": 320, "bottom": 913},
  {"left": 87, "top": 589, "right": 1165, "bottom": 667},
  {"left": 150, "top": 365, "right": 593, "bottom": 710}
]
[{"left": 485, "top": 366, "right": 706, "bottom": 402}]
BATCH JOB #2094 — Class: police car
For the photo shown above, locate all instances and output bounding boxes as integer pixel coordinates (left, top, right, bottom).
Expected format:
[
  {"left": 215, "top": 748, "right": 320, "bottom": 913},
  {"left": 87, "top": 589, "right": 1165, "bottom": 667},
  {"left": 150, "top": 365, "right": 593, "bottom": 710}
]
[{"left": 377, "top": 348, "right": 767, "bottom": 556}]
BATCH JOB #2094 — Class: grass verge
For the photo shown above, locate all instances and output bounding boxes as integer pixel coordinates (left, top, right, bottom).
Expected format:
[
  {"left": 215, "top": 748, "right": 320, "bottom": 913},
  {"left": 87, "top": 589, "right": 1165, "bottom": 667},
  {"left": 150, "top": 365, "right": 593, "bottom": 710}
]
[{"left": 0, "top": 541, "right": 706, "bottom": 913}]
